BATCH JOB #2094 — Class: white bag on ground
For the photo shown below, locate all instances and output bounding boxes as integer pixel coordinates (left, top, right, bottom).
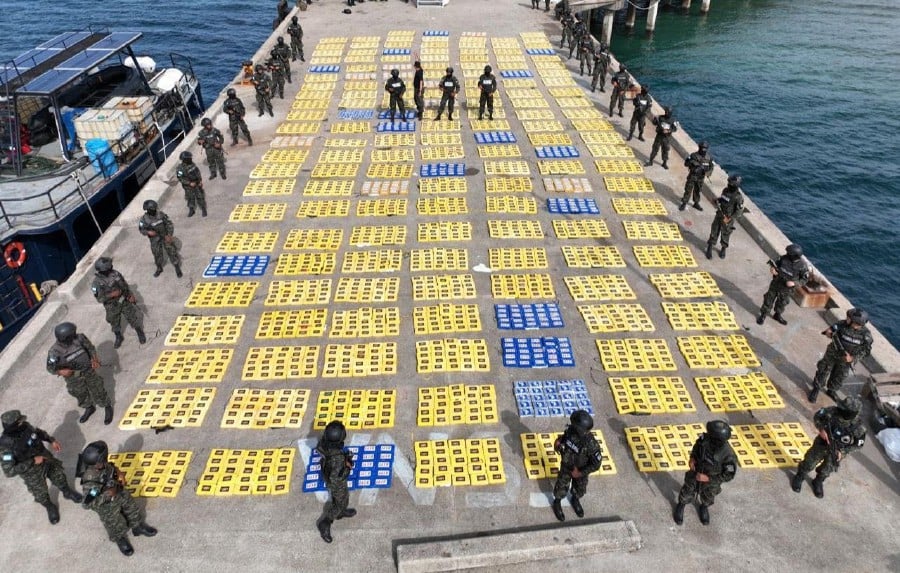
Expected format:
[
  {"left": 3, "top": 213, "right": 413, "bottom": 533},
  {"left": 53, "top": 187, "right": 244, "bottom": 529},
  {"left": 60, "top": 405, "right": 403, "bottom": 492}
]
[{"left": 876, "top": 428, "right": 900, "bottom": 462}]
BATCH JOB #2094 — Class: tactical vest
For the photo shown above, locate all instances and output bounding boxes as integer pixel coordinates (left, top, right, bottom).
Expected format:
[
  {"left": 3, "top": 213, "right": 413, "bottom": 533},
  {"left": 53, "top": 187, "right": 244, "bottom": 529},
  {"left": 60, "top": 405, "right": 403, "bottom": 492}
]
[
  {"left": 48, "top": 338, "right": 91, "bottom": 371},
  {"left": 658, "top": 120, "right": 674, "bottom": 135},
  {"left": 833, "top": 324, "right": 871, "bottom": 354}
]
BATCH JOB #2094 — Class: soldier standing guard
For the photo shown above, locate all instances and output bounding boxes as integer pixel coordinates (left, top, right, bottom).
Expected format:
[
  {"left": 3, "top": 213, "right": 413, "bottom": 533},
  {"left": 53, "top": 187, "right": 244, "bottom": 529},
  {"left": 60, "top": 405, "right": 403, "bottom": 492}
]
[
  {"left": 268, "top": 58, "right": 287, "bottom": 100},
  {"left": 560, "top": 12, "right": 573, "bottom": 50},
  {"left": 252, "top": 64, "right": 274, "bottom": 117},
  {"left": 578, "top": 33, "right": 594, "bottom": 76},
  {"left": 478, "top": 65, "right": 497, "bottom": 121},
  {"left": 287, "top": 16, "right": 305, "bottom": 62},
  {"left": 272, "top": 36, "right": 292, "bottom": 83},
  {"left": 627, "top": 84, "right": 652, "bottom": 141},
  {"left": 385, "top": 69, "right": 407, "bottom": 122},
  {"left": 706, "top": 175, "right": 745, "bottom": 259},
  {"left": 197, "top": 118, "right": 227, "bottom": 180},
  {"left": 139, "top": 200, "right": 182, "bottom": 278},
  {"left": 673, "top": 420, "right": 737, "bottom": 526},
  {"left": 609, "top": 65, "right": 631, "bottom": 118},
  {"left": 176, "top": 151, "right": 207, "bottom": 217},
  {"left": 680, "top": 141, "right": 715, "bottom": 211},
  {"left": 0, "top": 410, "right": 83, "bottom": 524},
  {"left": 569, "top": 17, "right": 584, "bottom": 60},
  {"left": 792, "top": 397, "right": 866, "bottom": 498},
  {"left": 91, "top": 257, "right": 145, "bottom": 348},
  {"left": 434, "top": 67, "right": 460, "bottom": 121},
  {"left": 591, "top": 43, "right": 609, "bottom": 93},
  {"left": 223, "top": 88, "right": 253, "bottom": 146},
  {"left": 413, "top": 61, "right": 425, "bottom": 120},
  {"left": 46, "top": 322, "right": 113, "bottom": 424},
  {"left": 808, "top": 309, "right": 872, "bottom": 403},
  {"left": 646, "top": 106, "right": 679, "bottom": 168},
  {"left": 756, "top": 243, "right": 810, "bottom": 325},
  {"left": 79, "top": 441, "right": 157, "bottom": 556},
  {"left": 316, "top": 421, "right": 356, "bottom": 543},
  {"left": 551, "top": 410, "right": 603, "bottom": 522}
]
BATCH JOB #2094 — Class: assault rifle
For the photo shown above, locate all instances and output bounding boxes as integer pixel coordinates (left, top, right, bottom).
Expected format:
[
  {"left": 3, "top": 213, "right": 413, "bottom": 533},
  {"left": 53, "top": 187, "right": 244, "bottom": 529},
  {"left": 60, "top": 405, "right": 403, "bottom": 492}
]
[{"left": 82, "top": 464, "right": 124, "bottom": 505}]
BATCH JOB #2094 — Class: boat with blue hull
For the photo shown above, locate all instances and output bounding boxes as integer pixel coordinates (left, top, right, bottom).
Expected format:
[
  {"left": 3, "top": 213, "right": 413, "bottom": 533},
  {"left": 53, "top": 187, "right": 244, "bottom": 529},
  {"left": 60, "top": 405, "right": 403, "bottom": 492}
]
[{"left": 0, "top": 28, "right": 205, "bottom": 348}]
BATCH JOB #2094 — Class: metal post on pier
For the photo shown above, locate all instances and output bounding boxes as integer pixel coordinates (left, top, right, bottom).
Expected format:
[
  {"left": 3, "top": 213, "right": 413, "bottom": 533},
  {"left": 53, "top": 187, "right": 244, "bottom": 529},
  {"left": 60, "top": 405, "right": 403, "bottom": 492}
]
[
  {"left": 701, "top": 0, "right": 711, "bottom": 13},
  {"left": 625, "top": 3, "right": 637, "bottom": 29},
  {"left": 601, "top": 9, "right": 614, "bottom": 47},
  {"left": 681, "top": 0, "right": 692, "bottom": 8},
  {"left": 647, "top": 1, "right": 659, "bottom": 33}
]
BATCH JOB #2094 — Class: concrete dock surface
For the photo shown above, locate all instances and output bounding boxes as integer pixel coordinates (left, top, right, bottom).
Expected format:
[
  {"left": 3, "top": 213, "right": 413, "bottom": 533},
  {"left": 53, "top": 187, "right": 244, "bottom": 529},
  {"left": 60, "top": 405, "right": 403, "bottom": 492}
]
[{"left": 0, "top": 2, "right": 897, "bottom": 572}]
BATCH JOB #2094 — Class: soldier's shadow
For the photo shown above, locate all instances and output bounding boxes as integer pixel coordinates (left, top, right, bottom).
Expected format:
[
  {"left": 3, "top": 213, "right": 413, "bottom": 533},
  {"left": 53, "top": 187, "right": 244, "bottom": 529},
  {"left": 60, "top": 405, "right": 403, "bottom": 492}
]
[
  {"left": 606, "top": 416, "right": 682, "bottom": 509},
  {"left": 96, "top": 339, "right": 119, "bottom": 412},
  {"left": 118, "top": 433, "right": 146, "bottom": 512},
  {"left": 52, "top": 410, "right": 85, "bottom": 504}
]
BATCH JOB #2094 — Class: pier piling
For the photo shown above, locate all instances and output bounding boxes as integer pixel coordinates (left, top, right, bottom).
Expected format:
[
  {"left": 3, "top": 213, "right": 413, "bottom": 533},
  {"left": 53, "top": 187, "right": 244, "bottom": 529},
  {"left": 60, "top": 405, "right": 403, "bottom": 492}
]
[
  {"left": 701, "top": 0, "right": 711, "bottom": 13},
  {"left": 625, "top": 4, "right": 637, "bottom": 29},
  {"left": 647, "top": 1, "right": 659, "bottom": 33}
]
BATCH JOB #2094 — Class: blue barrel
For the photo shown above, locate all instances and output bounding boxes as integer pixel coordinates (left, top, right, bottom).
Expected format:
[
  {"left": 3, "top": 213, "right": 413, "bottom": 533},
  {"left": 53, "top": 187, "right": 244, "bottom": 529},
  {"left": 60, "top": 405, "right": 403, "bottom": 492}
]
[{"left": 85, "top": 138, "right": 118, "bottom": 177}]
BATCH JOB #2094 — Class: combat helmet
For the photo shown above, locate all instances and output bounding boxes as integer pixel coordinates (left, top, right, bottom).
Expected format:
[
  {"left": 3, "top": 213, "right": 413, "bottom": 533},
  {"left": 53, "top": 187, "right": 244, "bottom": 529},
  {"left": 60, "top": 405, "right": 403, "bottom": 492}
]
[
  {"left": 94, "top": 257, "right": 113, "bottom": 273},
  {"left": 446, "top": 67, "right": 454, "bottom": 75},
  {"left": 54, "top": 322, "right": 77, "bottom": 343},
  {"left": 706, "top": 420, "right": 732, "bottom": 444},
  {"left": 484, "top": 65, "right": 492, "bottom": 74},
  {"left": 226, "top": 88, "right": 236, "bottom": 98},
  {"left": 81, "top": 441, "right": 109, "bottom": 466},
  {"left": 727, "top": 174, "right": 742, "bottom": 187},
  {"left": 786, "top": 244, "right": 803, "bottom": 259},
  {"left": 847, "top": 308, "right": 869, "bottom": 326},
  {"left": 699, "top": 141, "right": 710, "bottom": 152},
  {"left": 391, "top": 69, "right": 399, "bottom": 77},
  {"left": 1, "top": 410, "right": 25, "bottom": 430},
  {"left": 323, "top": 420, "right": 347, "bottom": 443},
  {"left": 201, "top": 118, "right": 212, "bottom": 128},
  {"left": 838, "top": 396, "right": 862, "bottom": 416},
  {"left": 569, "top": 410, "right": 594, "bottom": 434},
  {"left": 179, "top": 150, "right": 193, "bottom": 162}
]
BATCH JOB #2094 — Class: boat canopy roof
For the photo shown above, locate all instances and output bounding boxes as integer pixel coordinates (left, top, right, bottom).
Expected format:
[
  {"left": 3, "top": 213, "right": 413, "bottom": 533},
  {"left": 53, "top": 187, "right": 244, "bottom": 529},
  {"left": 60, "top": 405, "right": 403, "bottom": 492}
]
[{"left": 1, "top": 30, "right": 143, "bottom": 97}]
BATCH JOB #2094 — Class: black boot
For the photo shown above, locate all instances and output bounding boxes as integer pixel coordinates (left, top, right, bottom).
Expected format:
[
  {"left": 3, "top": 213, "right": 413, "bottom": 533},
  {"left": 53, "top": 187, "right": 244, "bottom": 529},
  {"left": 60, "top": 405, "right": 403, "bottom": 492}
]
[
  {"left": 79, "top": 406, "right": 96, "bottom": 423},
  {"left": 317, "top": 518, "right": 333, "bottom": 543},
  {"left": 201, "top": 206, "right": 208, "bottom": 217},
  {"left": 104, "top": 405, "right": 114, "bottom": 425},
  {"left": 626, "top": 133, "right": 633, "bottom": 141},
  {"left": 113, "top": 331, "right": 125, "bottom": 349},
  {"left": 136, "top": 329, "right": 146, "bottom": 344},
  {"left": 188, "top": 207, "right": 195, "bottom": 217},
  {"left": 807, "top": 385, "right": 820, "bottom": 403},
  {"left": 175, "top": 264, "right": 183, "bottom": 278},
  {"left": 693, "top": 202, "right": 703, "bottom": 211},
  {"left": 247, "top": 136, "right": 253, "bottom": 146},
  {"left": 336, "top": 508, "right": 357, "bottom": 520},
  {"left": 448, "top": 114, "right": 453, "bottom": 121},
  {"left": 132, "top": 523, "right": 158, "bottom": 537},
  {"left": 434, "top": 115, "right": 441, "bottom": 121},
  {"left": 116, "top": 537, "right": 134, "bottom": 556},
  {"left": 62, "top": 486, "right": 83, "bottom": 504},
  {"left": 551, "top": 498, "right": 565, "bottom": 522},
  {"left": 719, "top": 246, "right": 727, "bottom": 259},
  {"left": 705, "top": 244, "right": 713, "bottom": 260},
  {"left": 645, "top": 159, "right": 653, "bottom": 166},
  {"left": 791, "top": 472, "right": 804, "bottom": 493},
  {"left": 698, "top": 504, "right": 710, "bottom": 525},
  {"left": 153, "top": 266, "right": 163, "bottom": 277},
  {"left": 756, "top": 313, "right": 766, "bottom": 325},
  {"left": 678, "top": 202, "right": 687, "bottom": 212},
  {"left": 209, "top": 172, "right": 217, "bottom": 180},
  {"left": 570, "top": 495, "right": 584, "bottom": 518},
  {"left": 42, "top": 501, "right": 60, "bottom": 524},
  {"left": 773, "top": 313, "right": 788, "bottom": 325},
  {"left": 661, "top": 161, "right": 668, "bottom": 170},
  {"left": 638, "top": 134, "right": 644, "bottom": 141},
  {"left": 811, "top": 475, "right": 825, "bottom": 498},
  {"left": 231, "top": 140, "right": 239, "bottom": 147},
  {"left": 673, "top": 502, "right": 685, "bottom": 525}
]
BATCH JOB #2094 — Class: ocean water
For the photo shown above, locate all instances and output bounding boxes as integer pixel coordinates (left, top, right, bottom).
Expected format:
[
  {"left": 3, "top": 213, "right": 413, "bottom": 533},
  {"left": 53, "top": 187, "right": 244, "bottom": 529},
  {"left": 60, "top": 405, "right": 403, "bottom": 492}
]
[{"left": 2, "top": 0, "right": 899, "bottom": 346}]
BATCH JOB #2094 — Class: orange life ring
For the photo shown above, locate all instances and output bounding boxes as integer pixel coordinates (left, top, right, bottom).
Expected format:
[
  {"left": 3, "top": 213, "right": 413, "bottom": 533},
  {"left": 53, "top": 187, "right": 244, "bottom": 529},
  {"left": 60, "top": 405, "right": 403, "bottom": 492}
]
[{"left": 4, "top": 242, "right": 26, "bottom": 269}]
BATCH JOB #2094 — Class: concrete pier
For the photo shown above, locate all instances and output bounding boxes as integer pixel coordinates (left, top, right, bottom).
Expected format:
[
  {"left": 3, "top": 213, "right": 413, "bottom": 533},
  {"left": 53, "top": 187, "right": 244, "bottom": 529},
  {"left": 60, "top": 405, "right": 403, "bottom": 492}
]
[
  {"left": 0, "top": 3, "right": 897, "bottom": 573},
  {"left": 647, "top": 0, "right": 660, "bottom": 33}
]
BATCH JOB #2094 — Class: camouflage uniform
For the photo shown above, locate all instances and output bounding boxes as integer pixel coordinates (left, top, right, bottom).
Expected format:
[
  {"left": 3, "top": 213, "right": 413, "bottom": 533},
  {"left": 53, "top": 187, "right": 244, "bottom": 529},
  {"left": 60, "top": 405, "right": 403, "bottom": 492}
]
[
  {"left": 46, "top": 333, "right": 109, "bottom": 409},
  {"left": 139, "top": 209, "right": 180, "bottom": 270},
  {"left": 197, "top": 125, "right": 226, "bottom": 179},
  {"left": 252, "top": 70, "right": 274, "bottom": 117},
  {"left": 569, "top": 21, "right": 584, "bottom": 59},
  {"left": 91, "top": 269, "right": 143, "bottom": 337},
  {"left": 578, "top": 35, "right": 594, "bottom": 76},
  {"left": 287, "top": 21, "right": 305, "bottom": 61},
  {"left": 677, "top": 433, "right": 737, "bottom": 506},
  {"left": 628, "top": 90, "right": 652, "bottom": 140},
  {"left": 759, "top": 253, "right": 810, "bottom": 318},
  {"left": 268, "top": 59, "right": 286, "bottom": 99},
  {"left": 647, "top": 113, "right": 679, "bottom": 167},
  {"left": 591, "top": 46, "right": 609, "bottom": 93},
  {"left": 223, "top": 95, "right": 252, "bottom": 146},
  {"left": 317, "top": 441, "right": 352, "bottom": 521},
  {"left": 560, "top": 15, "right": 573, "bottom": 49},
  {"left": 609, "top": 70, "right": 631, "bottom": 117},
  {"left": 272, "top": 42, "right": 292, "bottom": 83},
  {"left": 553, "top": 427, "right": 603, "bottom": 501},
  {"left": 176, "top": 158, "right": 206, "bottom": 216},
  {"left": 813, "top": 321, "right": 873, "bottom": 396},
  {"left": 0, "top": 414, "right": 77, "bottom": 508},
  {"left": 413, "top": 65, "right": 425, "bottom": 120},
  {"left": 435, "top": 73, "right": 460, "bottom": 120},
  {"left": 707, "top": 184, "right": 744, "bottom": 251},
  {"left": 81, "top": 461, "right": 144, "bottom": 541},
  {"left": 384, "top": 75, "right": 407, "bottom": 122},
  {"left": 682, "top": 150, "right": 715, "bottom": 207},
  {"left": 477, "top": 71, "right": 497, "bottom": 121},
  {"left": 797, "top": 405, "right": 866, "bottom": 481}
]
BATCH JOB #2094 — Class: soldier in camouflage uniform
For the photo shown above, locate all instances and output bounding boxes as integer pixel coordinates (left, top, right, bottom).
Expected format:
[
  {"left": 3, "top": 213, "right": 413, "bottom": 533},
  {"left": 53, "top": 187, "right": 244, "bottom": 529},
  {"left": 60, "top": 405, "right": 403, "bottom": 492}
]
[
  {"left": 680, "top": 141, "right": 715, "bottom": 211},
  {"left": 646, "top": 106, "right": 679, "bottom": 168},
  {"left": 176, "top": 151, "right": 207, "bottom": 217},
  {"left": 477, "top": 65, "right": 497, "bottom": 121},
  {"left": 560, "top": 13, "right": 574, "bottom": 50},
  {"left": 385, "top": 69, "right": 407, "bottom": 122},
  {"left": 315, "top": 421, "right": 356, "bottom": 543},
  {"left": 79, "top": 441, "right": 157, "bottom": 556},
  {"left": 808, "top": 309, "right": 873, "bottom": 403},
  {"left": 268, "top": 58, "right": 286, "bottom": 100},
  {"left": 0, "top": 410, "right": 83, "bottom": 524},
  {"left": 627, "top": 84, "right": 652, "bottom": 141},
  {"left": 591, "top": 43, "right": 609, "bottom": 93},
  {"left": 673, "top": 420, "right": 737, "bottom": 526},
  {"left": 91, "top": 257, "right": 145, "bottom": 348},
  {"left": 287, "top": 16, "right": 305, "bottom": 61},
  {"left": 609, "top": 65, "right": 631, "bottom": 118},
  {"left": 197, "top": 118, "right": 226, "bottom": 179},
  {"left": 271, "top": 36, "right": 292, "bottom": 83},
  {"left": 569, "top": 18, "right": 584, "bottom": 60},
  {"left": 223, "top": 88, "right": 252, "bottom": 146},
  {"left": 706, "top": 175, "right": 745, "bottom": 260},
  {"left": 434, "top": 67, "right": 460, "bottom": 121},
  {"left": 46, "top": 322, "right": 113, "bottom": 424},
  {"left": 252, "top": 64, "right": 274, "bottom": 117},
  {"left": 551, "top": 410, "right": 603, "bottom": 522},
  {"left": 139, "top": 200, "right": 182, "bottom": 278},
  {"left": 578, "top": 33, "right": 594, "bottom": 76},
  {"left": 792, "top": 396, "right": 866, "bottom": 498},
  {"left": 757, "top": 243, "right": 810, "bottom": 325}
]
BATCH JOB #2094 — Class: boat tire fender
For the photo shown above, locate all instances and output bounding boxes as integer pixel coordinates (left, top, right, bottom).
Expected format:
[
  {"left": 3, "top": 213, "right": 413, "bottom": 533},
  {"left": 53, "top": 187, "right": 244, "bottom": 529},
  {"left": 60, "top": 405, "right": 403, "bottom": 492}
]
[{"left": 4, "top": 242, "right": 26, "bottom": 269}]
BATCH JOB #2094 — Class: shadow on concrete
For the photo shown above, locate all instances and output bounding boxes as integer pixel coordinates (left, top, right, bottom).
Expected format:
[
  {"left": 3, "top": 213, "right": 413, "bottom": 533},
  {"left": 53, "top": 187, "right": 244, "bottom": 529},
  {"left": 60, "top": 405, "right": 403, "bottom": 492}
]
[
  {"left": 118, "top": 432, "right": 145, "bottom": 512},
  {"left": 605, "top": 416, "right": 681, "bottom": 512},
  {"left": 52, "top": 409, "right": 86, "bottom": 503},
  {"left": 500, "top": 409, "right": 532, "bottom": 454},
  {"left": 96, "top": 340, "right": 120, "bottom": 411}
]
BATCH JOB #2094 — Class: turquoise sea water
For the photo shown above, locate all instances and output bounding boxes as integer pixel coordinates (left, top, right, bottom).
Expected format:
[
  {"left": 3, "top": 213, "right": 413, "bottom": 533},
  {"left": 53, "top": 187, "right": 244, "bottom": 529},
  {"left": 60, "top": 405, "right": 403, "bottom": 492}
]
[{"left": 2, "top": 0, "right": 899, "bottom": 345}]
